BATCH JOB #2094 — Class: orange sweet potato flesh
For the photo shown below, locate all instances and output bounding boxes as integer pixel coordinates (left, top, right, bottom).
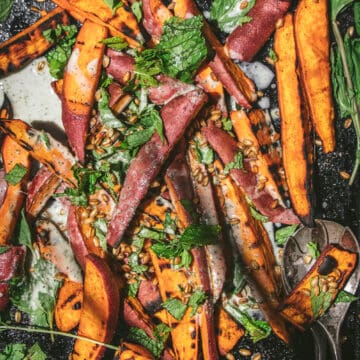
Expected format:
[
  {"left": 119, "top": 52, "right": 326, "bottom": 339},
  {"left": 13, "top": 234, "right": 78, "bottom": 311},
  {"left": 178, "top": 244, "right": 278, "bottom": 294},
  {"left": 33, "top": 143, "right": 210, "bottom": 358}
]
[
  {"left": 274, "top": 13, "right": 314, "bottom": 226},
  {"left": 115, "top": 342, "right": 154, "bottom": 360},
  {"left": 279, "top": 244, "right": 358, "bottom": 330},
  {"left": 72, "top": 254, "right": 120, "bottom": 360},
  {"left": 0, "top": 119, "right": 77, "bottom": 186},
  {"left": 55, "top": 278, "right": 83, "bottom": 332},
  {"left": 52, "top": 0, "right": 141, "bottom": 48},
  {"left": 62, "top": 20, "right": 107, "bottom": 162},
  {"left": 0, "top": 136, "right": 31, "bottom": 245},
  {"left": 0, "top": 7, "right": 70, "bottom": 77},
  {"left": 294, "top": 0, "right": 335, "bottom": 153},
  {"left": 214, "top": 160, "right": 290, "bottom": 343}
]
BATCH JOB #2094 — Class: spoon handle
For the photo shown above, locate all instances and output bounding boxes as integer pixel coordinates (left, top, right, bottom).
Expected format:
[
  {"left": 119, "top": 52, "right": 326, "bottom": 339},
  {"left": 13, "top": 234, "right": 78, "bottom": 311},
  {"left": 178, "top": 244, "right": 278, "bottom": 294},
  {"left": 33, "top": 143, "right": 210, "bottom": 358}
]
[
  {"left": 318, "top": 320, "right": 342, "bottom": 360},
  {"left": 310, "top": 322, "right": 328, "bottom": 360}
]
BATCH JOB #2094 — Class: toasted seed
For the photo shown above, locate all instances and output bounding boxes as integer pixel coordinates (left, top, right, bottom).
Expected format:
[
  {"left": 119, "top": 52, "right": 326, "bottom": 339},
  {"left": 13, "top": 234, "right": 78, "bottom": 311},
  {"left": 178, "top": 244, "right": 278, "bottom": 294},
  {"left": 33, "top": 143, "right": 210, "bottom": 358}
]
[
  {"left": 319, "top": 278, "right": 327, "bottom": 287},
  {"left": 184, "top": 283, "right": 192, "bottom": 294},
  {"left": 173, "top": 257, "right": 181, "bottom": 265},
  {"left": 333, "top": 268, "right": 342, "bottom": 279},
  {"left": 15, "top": 311, "right": 22, "bottom": 323},
  {"left": 327, "top": 275, "right": 336, "bottom": 282},
  {"left": 322, "top": 284, "right": 329, "bottom": 293},
  {"left": 151, "top": 180, "right": 160, "bottom": 188},
  {"left": 89, "top": 198, "right": 100, "bottom": 206},
  {"left": 315, "top": 138, "right": 323, "bottom": 147},
  {"left": 242, "top": 138, "right": 253, "bottom": 146},
  {"left": 340, "top": 171, "right": 350, "bottom": 180},
  {"left": 250, "top": 260, "right": 260, "bottom": 270},
  {"left": 121, "top": 264, "right": 131, "bottom": 273},
  {"left": 202, "top": 176, "right": 209, "bottom": 186},
  {"left": 328, "top": 288, "right": 337, "bottom": 294},
  {"left": 140, "top": 253, "right": 150, "bottom": 265},
  {"left": 252, "top": 353, "right": 262, "bottom": 360},
  {"left": 271, "top": 132, "right": 280, "bottom": 142},
  {"left": 95, "top": 89, "right": 101, "bottom": 102},
  {"left": 270, "top": 199, "right": 279, "bottom": 209},
  {"left": 123, "top": 71, "right": 131, "bottom": 83},
  {"left": 252, "top": 165, "right": 259, "bottom": 174},
  {"left": 239, "top": 348, "right": 252, "bottom": 356},
  {"left": 128, "top": 115, "right": 138, "bottom": 124},
  {"left": 328, "top": 281, "right": 338, "bottom": 289},
  {"left": 344, "top": 118, "right": 352, "bottom": 129},
  {"left": 228, "top": 217, "right": 240, "bottom": 225},
  {"left": 313, "top": 286, "right": 320, "bottom": 296},
  {"left": 347, "top": 26, "right": 355, "bottom": 37},
  {"left": 226, "top": 354, "right": 235, "bottom": 360},
  {"left": 310, "top": 276, "right": 319, "bottom": 288},
  {"left": 301, "top": 288, "right": 311, "bottom": 297},
  {"left": 240, "top": 1, "right": 249, "bottom": 9},
  {"left": 102, "top": 55, "right": 110, "bottom": 68}
]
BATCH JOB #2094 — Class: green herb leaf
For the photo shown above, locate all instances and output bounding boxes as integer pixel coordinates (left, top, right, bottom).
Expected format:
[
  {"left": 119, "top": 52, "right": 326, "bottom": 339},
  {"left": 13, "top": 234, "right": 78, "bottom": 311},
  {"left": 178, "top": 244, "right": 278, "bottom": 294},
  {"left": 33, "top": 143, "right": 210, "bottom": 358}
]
[
  {"left": 311, "top": 281, "right": 333, "bottom": 318},
  {"left": 122, "top": 127, "right": 155, "bottom": 149},
  {"left": 188, "top": 289, "right": 207, "bottom": 316},
  {"left": 0, "top": 0, "right": 14, "bottom": 23},
  {"left": 233, "top": 260, "right": 246, "bottom": 293},
  {"left": 131, "top": 1, "right": 143, "bottom": 22},
  {"left": 0, "top": 343, "right": 26, "bottom": 360},
  {"left": 100, "top": 36, "right": 128, "bottom": 51},
  {"left": 307, "top": 242, "right": 320, "bottom": 259},
  {"left": 103, "top": 0, "right": 123, "bottom": 13},
  {"left": 335, "top": 290, "right": 359, "bottom": 304},
  {"left": 127, "top": 327, "right": 165, "bottom": 358},
  {"left": 162, "top": 298, "right": 187, "bottom": 320},
  {"left": 180, "top": 224, "right": 220, "bottom": 247},
  {"left": 0, "top": 246, "right": 9, "bottom": 255},
  {"left": 223, "top": 152, "right": 245, "bottom": 174},
  {"left": 138, "top": 227, "right": 165, "bottom": 241},
  {"left": 40, "top": 131, "right": 51, "bottom": 149},
  {"left": 224, "top": 303, "right": 271, "bottom": 342},
  {"left": 26, "top": 343, "right": 46, "bottom": 360},
  {"left": 355, "top": 1, "right": 360, "bottom": 35},
  {"left": 330, "top": 0, "right": 353, "bottom": 20},
  {"left": 268, "top": 48, "right": 278, "bottom": 63},
  {"left": 210, "top": 0, "right": 255, "bottom": 33},
  {"left": 4, "top": 163, "right": 27, "bottom": 185},
  {"left": 180, "top": 199, "right": 198, "bottom": 222},
  {"left": 128, "top": 252, "right": 148, "bottom": 274},
  {"left": 221, "top": 117, "right": 233, "bottom": 131},
  {"left": 195, "top": 140, "right": 214, "bottom": 165},
  {"left": 153, "top": 323, "right": 171, "bottom": 344},
  {"left": 135, "top": 16, "right": 207, "bottom": 85},
  {"left": 43, "top": 25, "right": 78, "bottom": 79},
  {"left": 128, "top": 280, "right": 140, "bottom": 297},
  {"left": 17, "top": 209, "right": 33, "bottom": 254},
  {"left": 140, "top": 106, "right": 164, "bottom": 143},
  {"left": 250, "top": 205, "right": 269, "bottom": 222},
  {"left": 93, "top": 218, "right": 108, "bottom": 252},
  {"left": 275, "top": 225, "right": 299, "bottom": 246}
]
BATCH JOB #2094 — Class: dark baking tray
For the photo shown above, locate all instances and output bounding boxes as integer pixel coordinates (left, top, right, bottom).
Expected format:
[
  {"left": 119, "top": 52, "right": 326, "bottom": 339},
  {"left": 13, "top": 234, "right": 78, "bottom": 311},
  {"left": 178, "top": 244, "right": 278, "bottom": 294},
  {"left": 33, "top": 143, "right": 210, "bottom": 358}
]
[{"left": 0, "top": 1, "right": 359, "bottom": 359}]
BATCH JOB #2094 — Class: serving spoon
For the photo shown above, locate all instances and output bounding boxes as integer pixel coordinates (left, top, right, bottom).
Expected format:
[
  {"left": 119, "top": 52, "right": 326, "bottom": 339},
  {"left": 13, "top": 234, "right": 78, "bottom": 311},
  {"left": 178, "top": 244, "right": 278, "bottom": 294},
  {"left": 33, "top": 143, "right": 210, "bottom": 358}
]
[{"left": 282, "top": 220, "right": 360, "bottom": 360}]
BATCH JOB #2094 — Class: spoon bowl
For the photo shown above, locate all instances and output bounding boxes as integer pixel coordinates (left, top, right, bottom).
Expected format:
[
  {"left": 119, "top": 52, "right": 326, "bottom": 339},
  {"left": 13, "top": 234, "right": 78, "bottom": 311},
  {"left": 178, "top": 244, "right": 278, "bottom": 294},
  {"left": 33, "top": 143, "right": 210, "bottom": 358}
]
[{"left": 282, "top": 220, "right": 360, "bottom": 360}]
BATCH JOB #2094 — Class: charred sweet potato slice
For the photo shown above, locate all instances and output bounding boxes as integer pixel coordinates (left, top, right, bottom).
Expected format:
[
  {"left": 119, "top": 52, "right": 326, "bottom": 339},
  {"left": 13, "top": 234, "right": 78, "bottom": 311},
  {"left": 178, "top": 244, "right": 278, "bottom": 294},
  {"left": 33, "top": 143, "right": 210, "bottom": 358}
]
[
  {"left": 0, "top": 136, "right": 31, "bottom": 245},
  {"left": 72, "top": 254, "right": 120, "bottom": 360},
  {"left": 294, "top": 0, "right": 335, "bottom": 153},
  {"left": 274, "top": 13, "right": 314, "bottom": 226},
  {"left": 115, "top": 342, "right": 154, "bottom": 360},
  {"left": 55, "top": 278, "right": 83, "bottom": 332},
  {"left": 52, "top": 0, "right": 142, "bottom": 48},
  {"left": 0, "top": 7, "right": 70, "bottom": 76},
  {"left": 279, "top": 244, "right": 358, "bottom": 330},
  {"left": 0, "top": 119, "right": 77, "bottom": 186},
  {"left": 62, "top": 20, "right": 107, "bottom": 162}
]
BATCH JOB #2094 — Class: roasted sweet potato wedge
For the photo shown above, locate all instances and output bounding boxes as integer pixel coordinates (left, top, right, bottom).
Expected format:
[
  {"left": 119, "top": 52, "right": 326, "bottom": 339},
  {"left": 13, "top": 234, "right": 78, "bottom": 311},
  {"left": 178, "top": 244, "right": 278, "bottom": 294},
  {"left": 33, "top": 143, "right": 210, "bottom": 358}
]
[
  {"left": 62, "top": 20, "right": 107, "bottom": 162},
  {"left": 0, "top": 136, "right": 31, "bottom": 245},
  {"left": 279, "top": 244, "right": 358, "bottom": 330},
  {"left": 294, "top": 0, "right": 335, "bottom": 153},
  {"left": 72, "top": 254, "right": 120, "bottom": 360},
  {"left": 274, "top": 13, "right": 314, "bottom": 226},
  {"left": 55, "top": 278, "right": 83, "bottom": 332},
  {"left": 115, "top": 342, "right": 154, "bottom": 360},
  {"left": 0, "top": 7, "right": 70, "bottom": 76},
  {"left": 0, "top": 119, "right": 76, "bottom": 186}
]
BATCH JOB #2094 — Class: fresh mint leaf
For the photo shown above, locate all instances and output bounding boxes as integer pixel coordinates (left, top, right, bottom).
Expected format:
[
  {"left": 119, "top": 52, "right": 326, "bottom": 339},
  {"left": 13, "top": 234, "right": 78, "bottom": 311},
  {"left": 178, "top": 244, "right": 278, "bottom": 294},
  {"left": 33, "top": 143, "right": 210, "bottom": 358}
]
[
  {"left": 100, "top": 36, "right": 128, "bottom": 51},
  {"left": 275, "top": 225, "right": 299, "bottom": 246},
  {"left": 140, "top": 106, "right": 164, "bottom": 143},
  {"left": 153, "top": 323, "right": 171, "bottom": 344},
  {"left": 188, "top": 289, "right": 207, "bottom": 316},
  {"left": 210, "top": 0, "right": 255, "bottom": 33},
  {"left": 135, "top": 16, "right": 207, "bottom": 85},
  {"left": 311, "top": 283, "right": 333, "bottom": 318},
  {"left": 27, "top": 343, "right": 46, "bottom": 360},
  {"left": 250, "top": 205, "right": 269, "bottom": 222},
  {"left": 40, "top": 131, "right": 51, "bottom": 149},
  {"left": 128, "top": 280, "right": 140, "bottom": 297},
  {"left": 180, "top": 199, "right": 198, "bottom": 222},
  {"left": 0, "top": 343, "right": 26, "bottom": 360},
  {"left": 307, "top": 242, "right": 320, "bottom": 259},
  {"left": 224, "top": 303, "right": 271, "bottom": 342},
  {"left": 195, "top": 140, "right": 214, "bottom": 165},
  {"left": 268, "top": 48, "right": 278, "bottom": 63},
  {"left": 18, "top": 209, "right": 33, "bottom": 253},
  {"left": 138, "top": 227, "right": 165, "bottom": 241},
  {"left": 94, "top": 218, "right": 108, "bottom": 251},
  {"left": 162, "top": 298, "right": 187, "bottom": 320},
  {"left": 180, "top": 224, "right": 220, "bottom": 247},
  {"left": 330, "top": 0, "right": 353, "bottom": 20},
  {"left": 103, "top": 0, "right": 123, "bottom": 13},
  {"left": 128, "top": 252, "right": 148, "bottom": 274},
  {"left": 131, "top": 1, "right": 143, "bottom": 22},
  {"left": 0, "top": 0, "right": 13, "bottom": 22},
  {"left": 122, "top": 127, "right": 155, "bottom": 149},
  {"left": 4, "top": 163, "right": 27, "bottom": 185},
  {"left": 0, "top": 247, "right": 9, "bottom": 255},
  {"left": 43, "top": 25, "right": 78, "bottom": 79},
  {"left": 223, "top": 152, "right": 245, "bottom": 174},
  {"left": 335, "top": 290, "right": 359, "bottom": 304},
  {"left": 99, "top": 88, "right": 126, "bottom": 129},
  {"left": 127, "top": 327, "right": 165, "bottom": 358},
  {"left": 221, "top": 117, "right": 233, "bottom": 131},
  {"left": 233, "top": 260, "right": 246, "bottom": 293}
]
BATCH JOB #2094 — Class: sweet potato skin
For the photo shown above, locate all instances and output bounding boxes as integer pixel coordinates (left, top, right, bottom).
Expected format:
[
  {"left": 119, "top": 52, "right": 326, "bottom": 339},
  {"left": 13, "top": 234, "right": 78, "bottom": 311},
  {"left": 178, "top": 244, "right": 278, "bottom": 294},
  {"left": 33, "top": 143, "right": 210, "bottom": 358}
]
[
  {"left": 279, "top": 245, "right": 358, "bottom": 330},
  {"left": 72, "top": 254, "right": 120, "bottom": 360},
  {"left": 0, "top": 8, "right": 70, "bottom": 76},
  {"left": 294, "top": 0, "right": 335, "bottom": 153},
  {"left": 274, "top": 13, "right": 314, "bottom": 226},
  {"left": 62, "top": 20, "right": 107, "bottom": 162}
]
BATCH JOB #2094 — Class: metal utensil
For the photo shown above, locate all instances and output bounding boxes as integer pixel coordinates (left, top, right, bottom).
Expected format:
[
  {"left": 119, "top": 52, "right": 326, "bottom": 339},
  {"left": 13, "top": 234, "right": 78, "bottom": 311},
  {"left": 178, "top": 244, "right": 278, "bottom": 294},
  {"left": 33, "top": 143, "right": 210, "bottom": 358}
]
[{"left": 282, "top": 220, "right": 360, "bottom": 360}]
